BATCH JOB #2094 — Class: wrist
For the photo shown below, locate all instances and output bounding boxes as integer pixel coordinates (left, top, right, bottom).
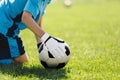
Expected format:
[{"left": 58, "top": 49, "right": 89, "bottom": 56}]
[{"left": 41, "top": 32, "right": 50, "bottom": 42}]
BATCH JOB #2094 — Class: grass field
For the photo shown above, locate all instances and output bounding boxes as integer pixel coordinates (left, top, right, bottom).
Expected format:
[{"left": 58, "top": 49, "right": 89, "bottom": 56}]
[{"left": 0, "top": 0, "right": 120, "bottom": 80}]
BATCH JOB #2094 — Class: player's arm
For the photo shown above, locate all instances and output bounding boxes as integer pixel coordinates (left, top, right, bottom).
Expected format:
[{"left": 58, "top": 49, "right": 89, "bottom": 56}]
[
  {"left": 22, "top": 11, "right": 64, "bottom": 58},
  {"left": 22, "top": 11, "right": 45, "bottom": 38},
  {"left": 36, "top": 17, "right": 43, "bottom": 45}
]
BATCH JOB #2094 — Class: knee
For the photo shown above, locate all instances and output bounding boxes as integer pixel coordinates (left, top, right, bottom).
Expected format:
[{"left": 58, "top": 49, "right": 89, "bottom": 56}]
[
  {"left": 13, "top": 58, "right": 29, "bottom": 64},
  {"left": 13, "top": 54, "right": 29, "bottom": 63}
]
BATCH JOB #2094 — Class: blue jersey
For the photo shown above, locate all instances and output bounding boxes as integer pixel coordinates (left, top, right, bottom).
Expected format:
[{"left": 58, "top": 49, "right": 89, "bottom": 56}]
[{"left": 0, "top": 0, "right": 51, "bottom": 37}]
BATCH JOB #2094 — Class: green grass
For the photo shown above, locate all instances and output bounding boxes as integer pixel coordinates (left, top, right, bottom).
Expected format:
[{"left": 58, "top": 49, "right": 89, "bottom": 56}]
[{"left": 0, "top": 1, "right": 120, "bottom": 80}]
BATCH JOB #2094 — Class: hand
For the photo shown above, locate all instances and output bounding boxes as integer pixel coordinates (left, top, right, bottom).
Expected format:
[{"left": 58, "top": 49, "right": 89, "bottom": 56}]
[{"left": 41, "top": 33, "right": 65, "bottom": 58}]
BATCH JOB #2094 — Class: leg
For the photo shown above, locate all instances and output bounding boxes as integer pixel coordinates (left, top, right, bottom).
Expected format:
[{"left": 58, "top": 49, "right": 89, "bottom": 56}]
[{"left": 9, "top": 37, "right": 29, "bottom": 64}]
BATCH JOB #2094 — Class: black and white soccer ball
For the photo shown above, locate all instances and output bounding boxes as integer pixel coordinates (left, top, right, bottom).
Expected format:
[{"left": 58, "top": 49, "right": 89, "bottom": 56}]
[{"left": 38, "top": 38, "right": 70, "bottom": 69}]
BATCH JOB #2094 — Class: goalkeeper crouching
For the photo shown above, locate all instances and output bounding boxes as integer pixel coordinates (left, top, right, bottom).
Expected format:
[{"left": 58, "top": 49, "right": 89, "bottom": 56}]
[{"left": 0, "top": 0, "right": 63, "bottom": 64}]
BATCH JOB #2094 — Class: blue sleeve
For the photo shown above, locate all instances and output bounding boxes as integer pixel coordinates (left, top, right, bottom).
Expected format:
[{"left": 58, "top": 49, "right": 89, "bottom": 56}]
[{"left": 24, "top": 0, "right": 39, "bottom": 19}]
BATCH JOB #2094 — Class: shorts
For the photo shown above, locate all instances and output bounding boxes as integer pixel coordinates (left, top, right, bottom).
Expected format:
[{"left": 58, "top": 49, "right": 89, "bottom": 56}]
[{"left": 0, "top": 33, "right": 25, "bottom": 64}]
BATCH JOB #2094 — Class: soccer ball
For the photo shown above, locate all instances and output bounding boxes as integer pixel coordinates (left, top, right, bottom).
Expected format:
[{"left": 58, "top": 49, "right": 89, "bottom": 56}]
[
  {"left": 38, "top": 37, "right": 70, "bottom": 69},
  {"left": 64, "top": 0, "right": 72, "bottom": 7}
]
